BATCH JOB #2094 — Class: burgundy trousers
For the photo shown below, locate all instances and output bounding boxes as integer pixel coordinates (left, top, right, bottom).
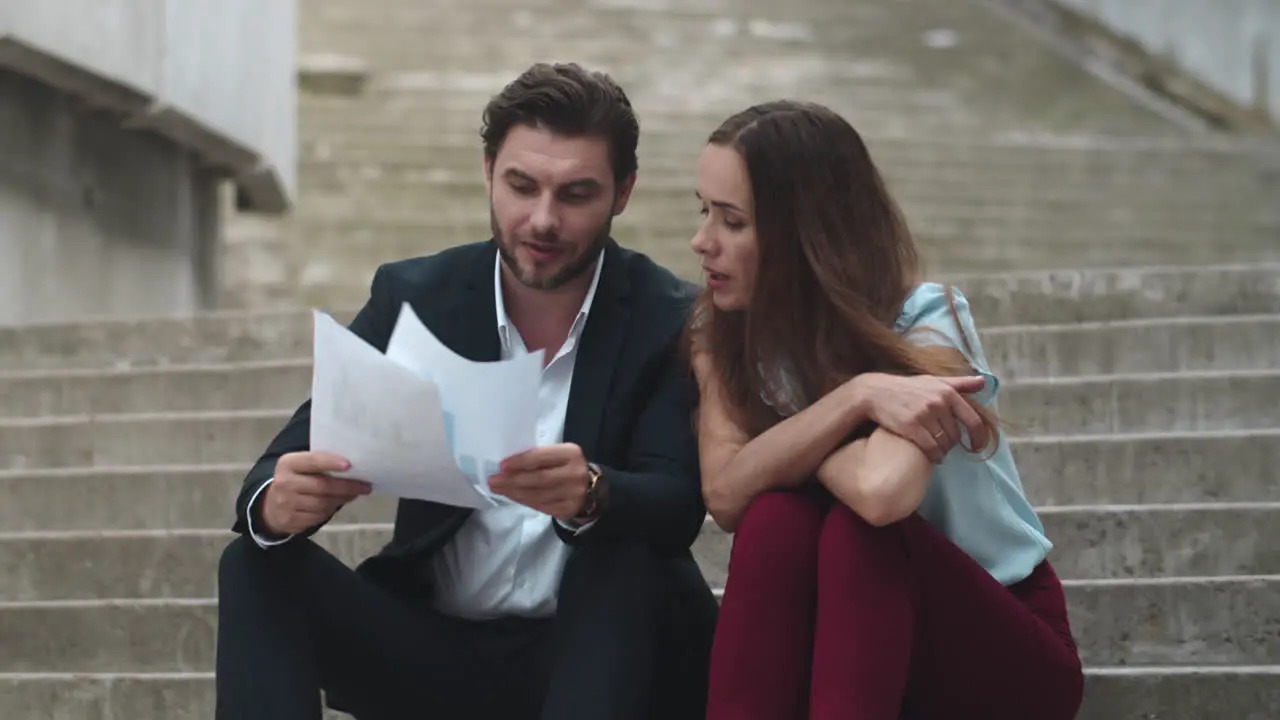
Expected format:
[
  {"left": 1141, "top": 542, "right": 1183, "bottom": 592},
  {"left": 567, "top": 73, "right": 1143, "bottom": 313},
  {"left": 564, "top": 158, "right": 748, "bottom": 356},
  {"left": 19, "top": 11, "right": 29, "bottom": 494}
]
[{"left": 706, "top": 490, "right": 1085, "bottom": 720}]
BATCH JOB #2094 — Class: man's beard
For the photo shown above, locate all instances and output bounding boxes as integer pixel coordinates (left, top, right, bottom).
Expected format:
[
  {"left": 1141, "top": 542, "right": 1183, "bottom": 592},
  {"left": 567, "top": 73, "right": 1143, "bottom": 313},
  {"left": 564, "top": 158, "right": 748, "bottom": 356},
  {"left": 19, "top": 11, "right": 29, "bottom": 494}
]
[{"left": 492, "top": 207, "right": 611, "bottom": 291}]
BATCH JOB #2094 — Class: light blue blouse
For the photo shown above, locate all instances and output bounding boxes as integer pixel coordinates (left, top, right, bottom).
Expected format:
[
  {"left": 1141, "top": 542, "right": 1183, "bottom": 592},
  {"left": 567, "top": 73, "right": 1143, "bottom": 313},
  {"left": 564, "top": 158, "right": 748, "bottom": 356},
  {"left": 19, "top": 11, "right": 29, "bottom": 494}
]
[{"left": 895, "top": 282, "right": 1052, "bottom": 586}]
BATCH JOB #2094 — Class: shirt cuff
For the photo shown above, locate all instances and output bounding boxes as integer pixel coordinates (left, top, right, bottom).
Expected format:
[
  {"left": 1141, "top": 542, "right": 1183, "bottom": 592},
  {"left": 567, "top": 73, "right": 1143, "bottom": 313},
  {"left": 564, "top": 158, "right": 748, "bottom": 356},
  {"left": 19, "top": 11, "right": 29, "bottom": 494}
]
[
  {"left": 247, "top": 477, "right": 295, "bottom": 548},
  {"left": 556, "top": 516, "right": 598, "bottom": 535}
]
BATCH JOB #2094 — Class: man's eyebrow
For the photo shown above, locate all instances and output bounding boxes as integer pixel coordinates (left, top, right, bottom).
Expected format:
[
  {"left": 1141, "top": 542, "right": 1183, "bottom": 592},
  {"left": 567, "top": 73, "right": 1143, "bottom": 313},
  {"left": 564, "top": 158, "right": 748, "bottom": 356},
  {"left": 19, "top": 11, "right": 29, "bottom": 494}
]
[
  {"left": 503, "top": 168, "right": 603, "bottom": 192},
  {"left": 560, "top": 178, "right": 603, "bottom": 192},
  {"left": 502, "top": 168, "right": 537, "bottom": 183}
]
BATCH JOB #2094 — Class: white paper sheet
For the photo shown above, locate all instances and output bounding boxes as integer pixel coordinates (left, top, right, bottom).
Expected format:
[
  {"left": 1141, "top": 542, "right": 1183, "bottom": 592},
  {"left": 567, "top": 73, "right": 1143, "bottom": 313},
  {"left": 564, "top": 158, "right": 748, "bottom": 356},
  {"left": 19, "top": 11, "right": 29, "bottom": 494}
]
[
  {"left": 384, "top": 303, "right": 544, "bottom": 492},
  {"left": 309, "top": 310, "right": 494, "bottom": 509}
]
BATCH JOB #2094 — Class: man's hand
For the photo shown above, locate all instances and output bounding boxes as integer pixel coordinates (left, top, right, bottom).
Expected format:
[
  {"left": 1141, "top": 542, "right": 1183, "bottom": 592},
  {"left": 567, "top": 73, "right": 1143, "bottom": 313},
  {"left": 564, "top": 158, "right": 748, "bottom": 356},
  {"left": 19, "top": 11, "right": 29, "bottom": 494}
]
[
  {"left": 490, "top": 443, "right": 591, "bottom": 521},
  {"left": 260, "top": 451, "right": 371, "bottom": 536},
  {"left": 849, "top": 372, "right": 991, "bottom": 463}
]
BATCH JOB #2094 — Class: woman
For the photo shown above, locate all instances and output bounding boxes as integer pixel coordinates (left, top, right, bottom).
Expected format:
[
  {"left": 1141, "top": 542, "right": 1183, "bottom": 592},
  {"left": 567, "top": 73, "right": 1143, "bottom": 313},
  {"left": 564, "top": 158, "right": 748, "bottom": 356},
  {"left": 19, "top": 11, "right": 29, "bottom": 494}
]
[{"left": 688, "top": 101, "right": 1084, "bottom": 719}]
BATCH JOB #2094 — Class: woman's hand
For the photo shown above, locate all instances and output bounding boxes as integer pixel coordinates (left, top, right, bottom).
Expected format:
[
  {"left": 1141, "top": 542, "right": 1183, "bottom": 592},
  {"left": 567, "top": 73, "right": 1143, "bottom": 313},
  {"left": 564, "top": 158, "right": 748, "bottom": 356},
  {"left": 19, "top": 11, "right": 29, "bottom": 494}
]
[{"left": 848, "top": 373, "right": 990, "bottom": 462}]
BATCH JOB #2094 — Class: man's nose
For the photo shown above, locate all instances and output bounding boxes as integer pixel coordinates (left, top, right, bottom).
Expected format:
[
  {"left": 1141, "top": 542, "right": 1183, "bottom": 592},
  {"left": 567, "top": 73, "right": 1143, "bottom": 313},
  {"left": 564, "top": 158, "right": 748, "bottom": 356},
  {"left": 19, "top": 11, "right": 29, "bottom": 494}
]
[{"left": 529, "top": 195, "right": 560, "bottom": 235}]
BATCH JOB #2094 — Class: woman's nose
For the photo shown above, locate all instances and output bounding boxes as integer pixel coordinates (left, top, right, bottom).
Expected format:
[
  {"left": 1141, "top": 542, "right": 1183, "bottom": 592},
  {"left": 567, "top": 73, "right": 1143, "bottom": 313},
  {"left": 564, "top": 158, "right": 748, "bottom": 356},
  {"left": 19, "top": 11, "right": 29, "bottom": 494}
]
[{"left": 690, "top": 227, "right": 713, "bottom": 255}]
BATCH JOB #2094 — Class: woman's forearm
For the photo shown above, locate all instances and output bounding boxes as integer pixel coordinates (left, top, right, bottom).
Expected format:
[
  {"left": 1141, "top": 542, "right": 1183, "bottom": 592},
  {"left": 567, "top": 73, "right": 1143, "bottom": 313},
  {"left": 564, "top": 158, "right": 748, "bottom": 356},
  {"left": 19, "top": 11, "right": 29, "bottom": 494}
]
[
  {"left": 817, "top": 428, "right": 935, "bottom": 527},
  {"left": 704, "top": 380, "right": 868, "bottom": 530}
]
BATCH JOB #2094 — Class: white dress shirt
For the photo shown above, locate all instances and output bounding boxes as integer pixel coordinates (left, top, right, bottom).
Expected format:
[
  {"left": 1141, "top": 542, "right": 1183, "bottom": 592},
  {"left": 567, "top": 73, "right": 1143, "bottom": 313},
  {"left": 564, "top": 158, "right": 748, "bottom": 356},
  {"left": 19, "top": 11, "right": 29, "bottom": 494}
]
[{"left": 248, "top": 250, "right": 606, "bottom": 620}]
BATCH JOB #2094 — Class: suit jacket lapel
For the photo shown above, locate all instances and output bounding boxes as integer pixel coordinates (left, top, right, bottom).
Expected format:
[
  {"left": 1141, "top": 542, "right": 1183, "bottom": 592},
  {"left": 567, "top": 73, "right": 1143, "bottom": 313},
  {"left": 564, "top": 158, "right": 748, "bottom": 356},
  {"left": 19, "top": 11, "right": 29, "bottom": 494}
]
[
  {"left": 411, "top": 242, "right": 502, "bottom": 363},
  {"left": 563, "top": 240, "right": 631, "bottom": 461}
]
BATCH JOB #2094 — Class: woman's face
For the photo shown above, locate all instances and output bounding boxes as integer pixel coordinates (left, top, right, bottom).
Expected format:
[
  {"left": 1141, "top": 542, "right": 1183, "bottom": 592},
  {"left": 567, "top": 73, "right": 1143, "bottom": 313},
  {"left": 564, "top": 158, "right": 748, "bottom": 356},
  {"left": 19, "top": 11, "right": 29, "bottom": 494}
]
[{"left": 691, "top": 143, "right": 759, "bottom": 311}]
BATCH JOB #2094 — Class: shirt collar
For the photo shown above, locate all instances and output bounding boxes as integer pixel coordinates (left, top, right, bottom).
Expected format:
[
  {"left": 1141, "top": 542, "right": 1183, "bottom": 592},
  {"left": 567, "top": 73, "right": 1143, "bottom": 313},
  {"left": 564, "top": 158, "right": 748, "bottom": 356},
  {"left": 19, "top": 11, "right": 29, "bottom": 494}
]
[{"left": 494, "top": 248, "right": 606, "bottom": 351}]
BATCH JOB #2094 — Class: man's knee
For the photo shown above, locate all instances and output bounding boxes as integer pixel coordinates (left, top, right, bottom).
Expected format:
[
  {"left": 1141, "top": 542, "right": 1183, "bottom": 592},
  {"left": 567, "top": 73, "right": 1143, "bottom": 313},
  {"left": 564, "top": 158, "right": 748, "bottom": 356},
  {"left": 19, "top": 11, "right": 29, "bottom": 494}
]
[
  {"left": 218, "top": 534, "right": 264, "bottom": 592},
  {"left": 570, "top": 541, "right": 665, "bottom": 593},
  {"left": 218, "top": 533, "right": 310, "bottom": 599}
]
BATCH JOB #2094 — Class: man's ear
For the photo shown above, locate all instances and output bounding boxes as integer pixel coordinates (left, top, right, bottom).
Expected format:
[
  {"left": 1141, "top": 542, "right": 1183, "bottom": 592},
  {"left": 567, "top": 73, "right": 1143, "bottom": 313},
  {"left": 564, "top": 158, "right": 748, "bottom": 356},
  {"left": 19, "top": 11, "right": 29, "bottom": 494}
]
[
  {"left": 612, "top": 172, "right": 637, "bottom": 215},
  {"left": 483, "top": 154, "right": 494, "bottom": 195}
]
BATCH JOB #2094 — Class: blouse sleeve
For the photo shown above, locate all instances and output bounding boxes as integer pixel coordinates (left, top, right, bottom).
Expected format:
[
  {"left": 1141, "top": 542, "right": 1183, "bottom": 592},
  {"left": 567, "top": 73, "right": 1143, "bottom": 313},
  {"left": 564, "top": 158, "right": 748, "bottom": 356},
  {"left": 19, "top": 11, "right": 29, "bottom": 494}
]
[{"left": 896, "top": 282, "right": 999, "bottom": 407}]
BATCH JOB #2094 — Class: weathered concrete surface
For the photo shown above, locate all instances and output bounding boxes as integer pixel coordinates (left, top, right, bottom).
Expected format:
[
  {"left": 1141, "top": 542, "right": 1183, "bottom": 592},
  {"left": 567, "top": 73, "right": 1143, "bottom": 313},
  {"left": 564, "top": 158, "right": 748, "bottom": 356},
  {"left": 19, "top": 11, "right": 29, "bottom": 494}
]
[
  {"left": 219, "top": 0, "right": 1271, "bottom": 310},
  {"left": 3, "top": 363, "right": 1276, "bottom": 434},
  {"left": 2, "top": 505, "right": 1278, "bottom": 601},
  {"left": 297, "top": 0, "right": 1179, "bottom": 137},
  {"left": 0, "top": 70, "right": 221, "bottom": 326},
  {"left": 4, "top": 448, "right": 1277, "bottom": 533},
  {"left": 0, "top": 0, "right": 298, "bottom": 211},
  {"left": 229, "top": 142, "right": 1279, "bottom": 308},
  {"left": 2, "top": 409, "right": 1278, "bottom": 474},
  {"left": 1, "top": 267, "right": 1276, "bottom": 371},
  {"left": 1, "top": 670, "right": 1273, "bottom": 720},
  {"left": 1050, "top": 0, "right": 1280, "bottom": 126},
  {"left": 1, "top": 578, "right": 1276, "bottom": 672}
]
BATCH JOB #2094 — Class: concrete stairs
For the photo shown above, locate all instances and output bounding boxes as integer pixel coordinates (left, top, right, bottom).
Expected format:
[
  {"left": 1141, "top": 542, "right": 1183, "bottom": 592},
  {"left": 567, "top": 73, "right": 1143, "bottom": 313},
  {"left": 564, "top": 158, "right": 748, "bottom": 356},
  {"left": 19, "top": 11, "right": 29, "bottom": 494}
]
[
  {"left": 298, "top": 0, "right": 1182, "bottom": 136},
  {"left": 2, "top": 266, "right": 1279, "bottom": 718},
  {"left": 221, "top": 0, "right": 1280, "bottom": 311}
]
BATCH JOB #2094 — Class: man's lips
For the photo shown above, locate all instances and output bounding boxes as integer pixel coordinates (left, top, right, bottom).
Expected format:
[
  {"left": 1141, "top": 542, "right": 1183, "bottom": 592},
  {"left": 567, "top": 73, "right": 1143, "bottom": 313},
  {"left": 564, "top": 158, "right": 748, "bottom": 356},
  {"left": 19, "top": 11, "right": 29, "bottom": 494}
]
[{"left": 524, "top": 241, "right": 561, "bottom": 261}]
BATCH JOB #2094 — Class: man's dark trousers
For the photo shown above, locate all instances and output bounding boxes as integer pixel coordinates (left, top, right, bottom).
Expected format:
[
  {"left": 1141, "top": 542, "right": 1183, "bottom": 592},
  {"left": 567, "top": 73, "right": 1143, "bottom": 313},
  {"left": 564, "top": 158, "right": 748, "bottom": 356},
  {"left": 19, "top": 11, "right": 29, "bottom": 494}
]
[{"left": 215, "top": 533, "right": 717, "bottom": 719}]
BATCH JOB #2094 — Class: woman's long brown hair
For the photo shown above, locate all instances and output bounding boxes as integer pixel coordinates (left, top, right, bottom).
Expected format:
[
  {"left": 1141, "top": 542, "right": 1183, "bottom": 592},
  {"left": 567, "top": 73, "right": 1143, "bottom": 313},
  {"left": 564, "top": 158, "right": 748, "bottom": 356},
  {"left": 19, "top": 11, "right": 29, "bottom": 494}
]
[{"left": 686, "top": 100, "right": 1000, "bottom": 452}]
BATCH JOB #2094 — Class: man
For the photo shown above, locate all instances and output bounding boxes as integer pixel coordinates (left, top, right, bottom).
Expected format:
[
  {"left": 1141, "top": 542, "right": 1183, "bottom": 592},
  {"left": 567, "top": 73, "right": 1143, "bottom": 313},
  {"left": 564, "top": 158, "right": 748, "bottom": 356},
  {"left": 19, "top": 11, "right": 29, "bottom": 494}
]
[{"left": 215, "top": 62, "right": 718, "bottom": 720}]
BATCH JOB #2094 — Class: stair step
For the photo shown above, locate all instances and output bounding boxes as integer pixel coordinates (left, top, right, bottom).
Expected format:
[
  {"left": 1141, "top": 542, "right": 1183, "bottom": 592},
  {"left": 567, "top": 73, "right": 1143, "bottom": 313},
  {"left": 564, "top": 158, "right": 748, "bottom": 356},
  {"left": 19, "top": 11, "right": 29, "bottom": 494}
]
[
  {"left": 286, "top": 235, "right": 1280, "bottom": 280},
  {"left": 288, "top": 162, "right": 1275, "bottom": 208},
  {"left": 1, "top": 577, "right": 1276, "bottom": 672},
  {"left": 288, "top": 184, "right": 1276, "bottom": 228},
  {"left": 3, "top": 267, "right": 1276, "bottom": 367},
  {"left": 0, "top": 673, "right": 354, "bottom": 720},
  {"left": 225, "top": 219, "right": 1279, "bottom": 292},
  {"left": 296, "top": 155, "right": 1271, "bottom": 201},
  {"left": 3, "top": 362, "right": 1276, "bottom": 433},
  {"left": 4, "top": 446, "right": 1276, "bottom": 533},
  {"left": 2, "top": 504, "right": 1278, "bottom": 601},
  {"left": 0, "top": 465, "right": 395, "bottom": 533},
  {"left": 2, "top": 668, "right": 1273, "bottom": 720},
  {"left": 1078, "top": 666, "right": 1280, "bottom": 719},
  {"left": 1064, "top": 576, "right": 1280, "bottom": 666},
  {"left": 0, "top": 667, "right": 1271, "bottom": 720},
  {"left": 1, "top": 414, "right": 1276, "bottom": 491},
  {"left": 292, "top": 0, "right": 1182, "bottom": 140},
  {"left": 295, "top": 134, "right": 1272, "bottom": 175},
  {"left": 997, "top": 370, "right": 1280, "bottom": 435},
  {"left": 981, "top": 314, "right": 1280, "bottom": 379}
]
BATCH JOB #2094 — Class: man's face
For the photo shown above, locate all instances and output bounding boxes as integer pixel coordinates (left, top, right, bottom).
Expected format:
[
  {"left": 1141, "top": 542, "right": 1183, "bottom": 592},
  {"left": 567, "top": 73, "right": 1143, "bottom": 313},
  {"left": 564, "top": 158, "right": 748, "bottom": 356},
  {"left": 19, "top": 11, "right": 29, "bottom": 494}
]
[{"left": 485, "top": 125, "right": 635, "bottom": 291}]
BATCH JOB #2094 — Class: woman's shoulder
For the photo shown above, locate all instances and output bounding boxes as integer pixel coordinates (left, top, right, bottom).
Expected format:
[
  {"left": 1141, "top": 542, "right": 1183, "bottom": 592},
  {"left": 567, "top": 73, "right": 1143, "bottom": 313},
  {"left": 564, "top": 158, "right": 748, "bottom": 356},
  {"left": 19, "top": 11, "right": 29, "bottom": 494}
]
[
  {"left": 894, "top": 282, "right": 975, "bottom": 333},
  {"left": 894, "top": 282, "right": 997, "bottom": 400}
]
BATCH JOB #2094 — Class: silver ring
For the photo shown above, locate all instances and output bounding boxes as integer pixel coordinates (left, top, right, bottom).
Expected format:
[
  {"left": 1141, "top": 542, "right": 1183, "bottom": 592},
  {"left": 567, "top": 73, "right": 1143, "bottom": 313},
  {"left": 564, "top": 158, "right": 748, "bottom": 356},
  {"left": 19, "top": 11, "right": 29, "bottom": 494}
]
[{"left": 933, "top": 429, "right": 946, "bottom": 440}]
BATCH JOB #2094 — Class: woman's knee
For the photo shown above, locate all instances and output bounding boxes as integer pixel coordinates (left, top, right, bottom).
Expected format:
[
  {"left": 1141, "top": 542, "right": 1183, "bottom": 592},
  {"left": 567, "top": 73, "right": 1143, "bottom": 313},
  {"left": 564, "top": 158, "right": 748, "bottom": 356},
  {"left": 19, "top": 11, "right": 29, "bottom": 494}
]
[
  {"left": 730, "top": 491, "right": 826, "bottom": 567},
  {"left": 817, "top": 502, "right": 919, "bottom": 563}
]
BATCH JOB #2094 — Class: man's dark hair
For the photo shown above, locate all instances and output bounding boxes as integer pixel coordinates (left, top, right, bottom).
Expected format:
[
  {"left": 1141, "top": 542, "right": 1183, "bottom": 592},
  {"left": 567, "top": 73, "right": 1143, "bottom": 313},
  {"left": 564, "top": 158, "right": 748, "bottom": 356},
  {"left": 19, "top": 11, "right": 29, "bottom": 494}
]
[{"left": 480, "top": 62, "right": 639, "bottom": 184}]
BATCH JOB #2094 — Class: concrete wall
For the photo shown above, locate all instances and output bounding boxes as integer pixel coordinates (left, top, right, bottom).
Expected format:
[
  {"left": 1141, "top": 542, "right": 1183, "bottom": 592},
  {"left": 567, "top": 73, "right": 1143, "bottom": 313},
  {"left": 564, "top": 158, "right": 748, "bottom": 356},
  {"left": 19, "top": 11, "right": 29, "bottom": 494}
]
[
  {"left": 0, "top": 0, "right": 297, "bottom": 324},
  {"left": 0, "top": 0, "right": 297, "bottom": 211},
  {"left": 1055, "top": 0, "right": 1280, "bottom": 124},
  {"left": 0, "top": 70, "right": 220, "bottom": 325}
]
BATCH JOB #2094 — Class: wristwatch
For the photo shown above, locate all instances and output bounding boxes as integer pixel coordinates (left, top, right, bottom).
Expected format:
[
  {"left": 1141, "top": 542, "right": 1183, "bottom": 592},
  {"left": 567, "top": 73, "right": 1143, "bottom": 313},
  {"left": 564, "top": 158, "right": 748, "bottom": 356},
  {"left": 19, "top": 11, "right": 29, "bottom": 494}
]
[{"left": 576, "top": 462, "right": 606, "bottom": 521}]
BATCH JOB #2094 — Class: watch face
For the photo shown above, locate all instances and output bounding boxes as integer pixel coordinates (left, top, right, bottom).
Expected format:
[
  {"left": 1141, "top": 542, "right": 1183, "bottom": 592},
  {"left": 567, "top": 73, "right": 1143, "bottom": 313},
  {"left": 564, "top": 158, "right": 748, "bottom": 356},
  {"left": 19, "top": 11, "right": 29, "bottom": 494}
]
[{"left": 591, "top": 467, "right": 608, "bottom": 509}]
